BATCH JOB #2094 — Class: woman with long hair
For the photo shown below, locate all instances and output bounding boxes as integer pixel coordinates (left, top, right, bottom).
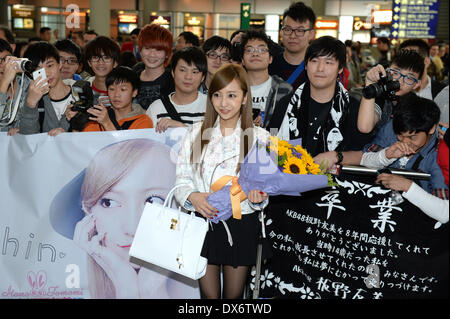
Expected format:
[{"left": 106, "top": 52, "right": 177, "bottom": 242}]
[{"left": 175, "top": 64, "right": 271, "bottom": 299}]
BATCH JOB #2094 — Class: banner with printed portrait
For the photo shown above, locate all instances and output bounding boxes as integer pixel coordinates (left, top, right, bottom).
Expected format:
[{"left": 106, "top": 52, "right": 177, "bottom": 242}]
[
  {"left": 0, "top": 128, "right": 201, "bottom": 299},
  {"left": 251, "top": 173, "right": 449, "bottom": 299}
]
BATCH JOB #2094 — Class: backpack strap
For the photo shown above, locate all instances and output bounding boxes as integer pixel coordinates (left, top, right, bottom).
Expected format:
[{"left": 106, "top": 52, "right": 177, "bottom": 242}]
[{"left": 160, "top": 95, "right": 183, "bottom": 122}]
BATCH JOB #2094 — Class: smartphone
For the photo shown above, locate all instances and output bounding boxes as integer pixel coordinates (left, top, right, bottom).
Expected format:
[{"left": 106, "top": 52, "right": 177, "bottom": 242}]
[{"left": 32, "top": 68, "right": 47, "bottom": 85}]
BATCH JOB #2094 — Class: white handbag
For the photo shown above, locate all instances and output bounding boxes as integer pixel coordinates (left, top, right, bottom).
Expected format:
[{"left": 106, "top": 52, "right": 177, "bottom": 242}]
[{"left": 129, "top": 185, "right": 209, "bottom": 280}]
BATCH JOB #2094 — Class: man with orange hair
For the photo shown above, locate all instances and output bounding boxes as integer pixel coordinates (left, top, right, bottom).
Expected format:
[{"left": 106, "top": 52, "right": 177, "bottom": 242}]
[{"left": 133, "top": 24, "right": 174, "bottom": 110}]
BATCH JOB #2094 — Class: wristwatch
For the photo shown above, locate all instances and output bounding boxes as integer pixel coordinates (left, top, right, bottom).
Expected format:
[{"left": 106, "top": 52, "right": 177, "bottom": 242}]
[{"left": 336, "top": 151, "right": 343, "bottom": 165}]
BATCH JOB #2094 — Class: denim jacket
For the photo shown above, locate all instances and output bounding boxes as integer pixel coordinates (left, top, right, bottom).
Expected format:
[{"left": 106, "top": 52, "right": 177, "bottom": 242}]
[{"left": 363, "top": 120, "right": 448, "bottom": 195}]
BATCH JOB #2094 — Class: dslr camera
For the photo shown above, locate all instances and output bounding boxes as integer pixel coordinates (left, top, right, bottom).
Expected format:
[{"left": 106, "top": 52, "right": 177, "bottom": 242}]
[
  {"left": 362, "top": 72, "right": 400, "bottom": 100},
  {"left": 12, "top": 58, "right": 33, "bottom": 73},
  {"left": 69, "top": 80, "right": 95, "bottom": 131},
  {"left": 71, "top": 80, "right": 94, "bottom": 112}
]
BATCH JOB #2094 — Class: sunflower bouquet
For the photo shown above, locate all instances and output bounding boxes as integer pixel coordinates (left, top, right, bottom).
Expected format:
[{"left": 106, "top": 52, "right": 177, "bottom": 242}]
[{"left": 207, "top": 137, "right": 331, "bottom": 224}]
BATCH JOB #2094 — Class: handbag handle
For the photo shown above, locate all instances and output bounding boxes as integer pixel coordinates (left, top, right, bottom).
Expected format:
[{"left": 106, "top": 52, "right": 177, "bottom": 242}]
[{"left": 162, "top": 184, "right": 189, "bottom": 209}]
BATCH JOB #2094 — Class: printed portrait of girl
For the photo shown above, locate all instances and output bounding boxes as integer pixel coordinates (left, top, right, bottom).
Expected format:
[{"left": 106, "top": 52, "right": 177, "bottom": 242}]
[{"left": 50, "top": 139, "right": 200, "bottom": 298}]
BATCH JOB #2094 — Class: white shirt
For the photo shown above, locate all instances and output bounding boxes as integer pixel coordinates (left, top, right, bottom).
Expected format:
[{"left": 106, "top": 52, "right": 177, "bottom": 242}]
[
  {"left": 416, "top": 75, "right": 433, "bottom": 100},
  {"left": 50, "top": 91, "right": 73, "bottom": 121},
  {"left": 250, "top": 76, "right": 272, "bottom": 112},
  {"left": 147, "top": 92, "right": 207, "bottom": 126},
  {"left": 174, "top": 119, "right": 270, "bottom": 215}
]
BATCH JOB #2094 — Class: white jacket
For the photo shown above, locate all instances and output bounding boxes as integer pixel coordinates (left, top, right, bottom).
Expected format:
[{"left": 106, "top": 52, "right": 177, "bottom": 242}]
[{"left": 175, "top": 118, "right": 270, "bottom": 215}]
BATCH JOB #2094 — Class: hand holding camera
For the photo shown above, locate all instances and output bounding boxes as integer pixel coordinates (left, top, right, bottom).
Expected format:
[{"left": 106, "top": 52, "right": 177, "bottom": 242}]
[
  {"left": 363, "top": 64, "right": 400, "bottom": 100},
  {"left": 0, "top": 57, "right": 31, "bottom": 94},
  {"left": 65, "top": 104, "right": 78, "bottom": 121},
  {"left": 364, "top": 64, "right": 386, "bottom": 87}
]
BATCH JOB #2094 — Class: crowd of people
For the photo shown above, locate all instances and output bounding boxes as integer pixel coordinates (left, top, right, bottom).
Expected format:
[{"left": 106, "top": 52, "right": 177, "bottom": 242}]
[{"left": 0, "top": 1, "right": 448, "bottom": 299}]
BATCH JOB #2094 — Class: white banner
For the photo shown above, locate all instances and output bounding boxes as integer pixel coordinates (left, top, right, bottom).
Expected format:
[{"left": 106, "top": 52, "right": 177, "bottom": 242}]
[{"left": 0, "top": 128, "right": 201, "bottom": 299}]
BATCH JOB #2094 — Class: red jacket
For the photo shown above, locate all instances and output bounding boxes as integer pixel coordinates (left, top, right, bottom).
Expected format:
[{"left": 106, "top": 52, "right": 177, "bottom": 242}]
[{"left": 437, "top": 139, "right": 449, "bottom": 186}]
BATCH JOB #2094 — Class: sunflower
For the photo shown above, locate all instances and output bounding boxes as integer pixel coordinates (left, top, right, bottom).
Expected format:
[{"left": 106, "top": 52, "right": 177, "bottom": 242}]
[
  {"left": 283, "top": 156, "right": 307, "bottom": 175},
  {"left": 277, "top": 144, "right": 292, "bottom": 158}
]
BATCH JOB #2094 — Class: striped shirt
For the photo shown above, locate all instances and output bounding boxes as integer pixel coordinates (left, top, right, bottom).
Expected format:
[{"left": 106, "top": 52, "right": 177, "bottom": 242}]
[{"left": 147, "top": 92, "right": 207, "bottom": 126}]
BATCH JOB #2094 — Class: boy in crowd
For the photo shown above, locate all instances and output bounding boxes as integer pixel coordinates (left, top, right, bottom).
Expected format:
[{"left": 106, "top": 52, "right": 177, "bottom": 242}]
[
  {"left": 84, "top": 36, "right": 120, "bottom": 106},
  {"left": 269, "top": 1, "right": 316, "bottom": 90},
  {"left": 399, "top": 39, "right": 446, "bottom": 100},
  {"left": 201, "top": 36, "right": 232, "bottom": 93},
  {"left": 54, "top": 39, "right": 82, "bottom": 81},
  {"left": 277, "top": 36, "right": 372, "bottom": 171},
  {"left": 134, "top": 23, "right": 174, "bottom": 110},
  {"left": 361, "top": 93, "right": 448, "bottom": 205},
  {"left": 16, "top": 42, "right": 73, "bottom": 135},
  {"left": 240, "top": 29, "right": 292, "bottom": 129},
  {"left": 358, "top": 49, "right": 424, "bottom": 134},
  {"left": 147, "top": 46, "right": 207, "bottom": 133},
  {"left": 39, "top": 27, "right": 52, "bottom": 43},
  {"left": 174, "top": 31, "right": 200, "bottom": 52},
  {"left": 67, "top": 66, "right": 152, "bottom": 132}
]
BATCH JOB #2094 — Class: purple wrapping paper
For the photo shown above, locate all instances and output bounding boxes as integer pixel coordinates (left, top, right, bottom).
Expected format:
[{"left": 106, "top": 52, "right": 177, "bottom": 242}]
[{"left": 207, "top": 139, "right": 329, "bottom": 223}]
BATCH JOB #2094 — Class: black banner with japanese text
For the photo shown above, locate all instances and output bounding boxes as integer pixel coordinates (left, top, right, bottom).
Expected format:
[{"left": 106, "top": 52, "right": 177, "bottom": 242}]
[{"left": 252, "top": 173, "right": 448, "bottom": 299}]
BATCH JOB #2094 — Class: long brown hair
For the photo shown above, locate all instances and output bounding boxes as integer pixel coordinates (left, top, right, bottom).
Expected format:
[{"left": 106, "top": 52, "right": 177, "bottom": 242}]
[{"left": 191, "top": 64, "right": 254, "bottom": 173}]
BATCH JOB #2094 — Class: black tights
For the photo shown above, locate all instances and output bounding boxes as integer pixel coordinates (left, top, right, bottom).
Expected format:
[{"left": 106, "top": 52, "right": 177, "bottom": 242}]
[{"left": 199, "top": 264, "right": 249, "bottom": 299}]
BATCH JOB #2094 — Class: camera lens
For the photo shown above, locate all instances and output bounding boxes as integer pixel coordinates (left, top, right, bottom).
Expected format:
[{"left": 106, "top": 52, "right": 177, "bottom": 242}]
[
  {"left": 20, "top": 60, "right": 33, "bottom": 73},
  {"left": 362, "top": 83, "right": 383, "bottom": 99}
]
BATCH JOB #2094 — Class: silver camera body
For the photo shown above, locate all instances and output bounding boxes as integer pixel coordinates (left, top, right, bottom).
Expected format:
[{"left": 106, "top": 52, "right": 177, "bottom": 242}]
[{"left": 12, "top": 58, "right": 32, "bottom": 72}]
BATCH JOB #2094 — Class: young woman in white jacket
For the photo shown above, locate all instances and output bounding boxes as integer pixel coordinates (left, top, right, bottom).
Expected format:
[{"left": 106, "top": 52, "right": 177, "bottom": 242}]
[{"left": 175, "top": 64, "right": 270, "bottom": 299}]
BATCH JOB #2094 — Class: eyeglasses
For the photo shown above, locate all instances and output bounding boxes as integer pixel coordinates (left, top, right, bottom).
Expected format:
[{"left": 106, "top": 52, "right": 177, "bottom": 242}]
[
  {"left": 90, "top": 55, "right": 113, "bottom": 63},
  {"left": 244, "top": 46, "right": 270, "bottom": 54},
  {"left": 281, "top": 26, "right": 313, "bottom": 37},
  {"left": 386, "top": 68, "right": 419, "bottom": 86},
  {"left": 206, "top": 51, "right": 231, "bottom": 62},
  {"left": 61, "top": 58, "right": 79, "bottom": 65}
]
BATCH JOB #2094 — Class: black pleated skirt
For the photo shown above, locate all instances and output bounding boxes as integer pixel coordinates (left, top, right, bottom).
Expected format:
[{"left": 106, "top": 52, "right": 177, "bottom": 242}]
[{"left": 199, "top": 212, "right": 272, "bottom": 268}]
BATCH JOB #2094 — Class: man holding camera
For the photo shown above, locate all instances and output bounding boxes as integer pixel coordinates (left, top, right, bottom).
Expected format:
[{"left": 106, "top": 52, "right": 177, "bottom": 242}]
[{"left": 358, "top": 49, "right": 424, "bottom": 135}]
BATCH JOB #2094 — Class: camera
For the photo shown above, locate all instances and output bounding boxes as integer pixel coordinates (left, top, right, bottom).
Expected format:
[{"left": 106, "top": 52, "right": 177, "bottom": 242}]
[
  {"left": 362, "top": 72, "right": 400, "bottom": 100},
  {"left": 70, "top": 80, "right": 94, "bottom": 112},
  {"left": 12, "top": 58, "right": 32, "bottom": 73},
  {"left": 69, "top": 80, "right": 94, "bottom": 131}
]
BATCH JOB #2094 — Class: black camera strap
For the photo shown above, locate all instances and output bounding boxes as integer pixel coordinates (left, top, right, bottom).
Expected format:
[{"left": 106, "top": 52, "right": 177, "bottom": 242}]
[
  {"left": 106, "top": 108, "right": 136, "bottom": 131},
  {"left": 160, "top": 95, "right": 183, "bottom": 123}
]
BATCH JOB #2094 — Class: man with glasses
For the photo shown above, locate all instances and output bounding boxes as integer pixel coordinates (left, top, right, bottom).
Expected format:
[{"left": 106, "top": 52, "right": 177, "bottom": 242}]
[
  {"left": 201, "top": 36, "right": 232, "bottom": 93},
  {"left": 358, "top": 49, "right": 424, "bottom": 135},
  {"left": 399, "top": 39, "right": 446, "bottom": 101},
  {"left": 240, "top": 30, "right": 292, "bottom": 129},
  {"left": 268, "top": 2, "right": 316, "bottom": 90},
  {"left": 54, "top": 39, "right": 83, "bottom": 81}
]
